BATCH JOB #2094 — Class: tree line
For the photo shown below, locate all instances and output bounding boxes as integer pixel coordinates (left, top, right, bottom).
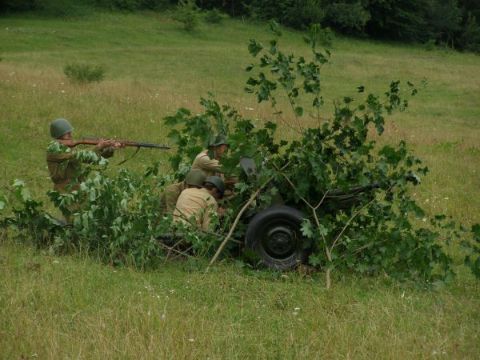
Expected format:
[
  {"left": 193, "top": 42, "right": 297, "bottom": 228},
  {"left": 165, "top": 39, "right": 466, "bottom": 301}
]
[{"left": 2, "top": 0, "right": 480, "bottom": 52}]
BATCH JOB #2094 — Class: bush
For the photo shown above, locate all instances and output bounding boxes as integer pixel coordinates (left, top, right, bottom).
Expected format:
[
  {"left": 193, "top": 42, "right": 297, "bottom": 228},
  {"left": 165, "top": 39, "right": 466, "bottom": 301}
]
[
  {"left": 281, "top": 0, "right": 325, "bottom": 30},
  {"left": 204, "top": 8, "right": 225, "bottom": 24},
  {"left": 250, "top": 0, "right": 325, "bottom": 30},
  {"left": 325, "top": 1, "right": 370, "bottom": 34},
  {"left": 172, "top": 0, "right": 199, "bottom": 32},
  {"left": 64, "top": 63, "right": 106, "bottom": 84}
]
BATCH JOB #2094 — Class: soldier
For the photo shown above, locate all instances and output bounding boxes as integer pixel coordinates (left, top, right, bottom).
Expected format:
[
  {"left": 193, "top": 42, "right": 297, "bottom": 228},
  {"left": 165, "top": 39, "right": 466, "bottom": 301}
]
[
  {"left": 160, "top": 169, "right": 206, "bottom": 214},
  {"left": 203, "top": 176, "right": 225, "bottom": 201},
  {"left": 191, "top": 134, "right": 229, "bottom": 177},
  {"left": 46, "top": 118, "right": 123, "bottom": 193},
  {"left": 173, "top": 175, "right": 225, "bottom": 231}
]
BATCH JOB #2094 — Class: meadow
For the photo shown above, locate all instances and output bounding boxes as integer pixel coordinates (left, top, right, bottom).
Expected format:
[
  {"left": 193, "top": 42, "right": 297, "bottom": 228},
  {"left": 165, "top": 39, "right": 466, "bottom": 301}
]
[{"left": 0, "top": 11, "right": 479, "bottom": 358}]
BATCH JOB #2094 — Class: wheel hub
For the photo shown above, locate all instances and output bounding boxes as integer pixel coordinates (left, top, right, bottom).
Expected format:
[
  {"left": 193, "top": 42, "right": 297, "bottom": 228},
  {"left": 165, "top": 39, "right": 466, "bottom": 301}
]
[{"left": 264, "top": 225, "right": 297, "bottom": 258}]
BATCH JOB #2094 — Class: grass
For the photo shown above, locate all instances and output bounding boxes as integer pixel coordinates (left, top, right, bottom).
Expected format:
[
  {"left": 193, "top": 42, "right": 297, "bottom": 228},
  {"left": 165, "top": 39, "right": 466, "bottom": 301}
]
[
  {"left": 1, "top": 242, "right": 479, "bottom": 359},
  {"left": 1, "top": 11, "right": 480, "bottom": 358}
]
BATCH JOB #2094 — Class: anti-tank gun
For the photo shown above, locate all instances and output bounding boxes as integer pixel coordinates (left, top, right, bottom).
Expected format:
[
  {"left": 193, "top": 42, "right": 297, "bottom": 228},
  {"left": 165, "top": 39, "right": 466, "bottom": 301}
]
[{"left": 236, "top": 157, "right": 420, "bottom": 270}]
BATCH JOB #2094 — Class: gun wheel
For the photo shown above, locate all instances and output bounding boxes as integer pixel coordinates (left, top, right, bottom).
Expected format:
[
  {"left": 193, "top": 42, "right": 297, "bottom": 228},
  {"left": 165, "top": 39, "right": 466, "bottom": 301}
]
[{"left": 245, "top": 206, "right": 308, "bottom": 270}]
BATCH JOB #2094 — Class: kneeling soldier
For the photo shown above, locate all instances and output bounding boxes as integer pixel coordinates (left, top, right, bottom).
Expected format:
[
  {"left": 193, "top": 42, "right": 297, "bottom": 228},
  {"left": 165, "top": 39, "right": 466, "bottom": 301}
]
[
  {"left": 173, "top": 175, "right": 225, "bottom": 232},
  {"left": 160, "top": 169, "right": 206, "bottom": 214}
]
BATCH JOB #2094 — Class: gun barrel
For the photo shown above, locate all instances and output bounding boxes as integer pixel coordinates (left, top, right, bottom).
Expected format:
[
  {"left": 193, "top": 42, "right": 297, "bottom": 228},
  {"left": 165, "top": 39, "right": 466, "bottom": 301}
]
[{"left": 122, "top": 141, "right": 170, "bottom": 150}]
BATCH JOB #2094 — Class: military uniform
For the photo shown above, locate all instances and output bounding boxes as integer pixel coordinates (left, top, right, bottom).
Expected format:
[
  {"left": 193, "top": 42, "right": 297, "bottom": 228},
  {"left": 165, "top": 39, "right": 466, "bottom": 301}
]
[
  {"left": 191, "top": 150, "right": 222, "bottom": 177},
  {"left": 173, "top": 188, "right": 218, "bottom": 231},
  {"left": 160, "top": 181, "right": 185, "bottom": 214},
  {"left": 46, "top": 141, "right": 113, "bottom": 193}
]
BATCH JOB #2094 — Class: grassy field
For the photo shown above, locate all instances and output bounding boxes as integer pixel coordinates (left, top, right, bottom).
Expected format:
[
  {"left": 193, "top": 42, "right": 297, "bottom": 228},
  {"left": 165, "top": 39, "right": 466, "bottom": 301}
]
[{"left": 1, "top": 11, "right": 479, "bottom": 359}]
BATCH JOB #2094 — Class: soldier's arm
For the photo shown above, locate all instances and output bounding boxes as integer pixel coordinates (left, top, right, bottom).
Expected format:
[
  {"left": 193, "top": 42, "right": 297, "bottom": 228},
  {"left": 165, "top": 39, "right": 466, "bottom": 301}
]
[
  {"left": 96, "top": 147, "right": 115, "bottom": 158},
  {"left": 202, "top": 196, "right": 219, "bottom": 231},
  {"left": 196, "top": 155, "right": 222, "bottom": 173}
]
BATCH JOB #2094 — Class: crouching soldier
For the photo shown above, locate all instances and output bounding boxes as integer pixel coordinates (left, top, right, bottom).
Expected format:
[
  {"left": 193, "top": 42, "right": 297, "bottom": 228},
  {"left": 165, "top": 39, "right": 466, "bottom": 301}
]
[
  {"left": 173, "top": 175, "right": 225, "bottom": 232},
  {"left": 160, "top": 169, "right": 206, "bottom": 214}
]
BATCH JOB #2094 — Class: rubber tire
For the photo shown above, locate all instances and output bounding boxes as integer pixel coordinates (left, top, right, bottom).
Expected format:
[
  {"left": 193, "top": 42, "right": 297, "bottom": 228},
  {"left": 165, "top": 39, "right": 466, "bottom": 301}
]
[{"left": 245, "top": 206, "right": 307, "bottom": 270}]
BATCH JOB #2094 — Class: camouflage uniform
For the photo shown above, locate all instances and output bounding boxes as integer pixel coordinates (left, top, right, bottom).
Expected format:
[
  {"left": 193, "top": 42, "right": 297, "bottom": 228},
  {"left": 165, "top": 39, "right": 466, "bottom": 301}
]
[
  {"left": 173, "top": 188, "right": 218, "bottom": 231},
  {"left": 191, "top": 150, "right": 222, "bottom": 177}
]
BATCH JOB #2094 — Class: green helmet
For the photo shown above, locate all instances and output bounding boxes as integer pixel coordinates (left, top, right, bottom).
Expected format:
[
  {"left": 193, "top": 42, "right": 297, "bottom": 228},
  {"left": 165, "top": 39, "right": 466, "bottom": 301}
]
[
  {"left": 209, "top": 134, "right": 229, "bottom": 147},
  {"left": 185, "top": 169, "right": 207, "bottom": 187},
  {"left": 50, "top": 118, "right": 73, "bottom": 139},
  {"left": 205, "top": 176, "right": 225, "bottom": 195}
]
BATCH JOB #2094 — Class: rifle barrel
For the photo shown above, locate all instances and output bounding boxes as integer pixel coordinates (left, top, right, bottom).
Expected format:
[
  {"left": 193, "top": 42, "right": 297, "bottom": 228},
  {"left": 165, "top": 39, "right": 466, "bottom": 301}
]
[{"left": 122, "top": 141, "right": 170, "bottom": 150}]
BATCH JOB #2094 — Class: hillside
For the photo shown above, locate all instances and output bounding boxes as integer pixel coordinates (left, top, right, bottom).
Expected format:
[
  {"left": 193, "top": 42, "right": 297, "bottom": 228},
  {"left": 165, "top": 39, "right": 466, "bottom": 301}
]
[{"left": 0, "top": 12, "right": 479, "bottom": 358}]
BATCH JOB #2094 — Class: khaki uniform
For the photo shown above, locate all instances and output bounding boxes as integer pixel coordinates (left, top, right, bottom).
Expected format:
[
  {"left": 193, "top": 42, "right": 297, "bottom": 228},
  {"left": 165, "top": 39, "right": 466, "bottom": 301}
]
[
  {"left": 160, "top": 181, "right": 185, "bottom": 214},
  {"left": 191, "top": 150, "right": 221, "bottom": 177},
  {"left": 46, "top": 141, "right": 113, "bottom": 222},
  {"left": 173, "top": 188, "right": 218, "bottom": 231},
  {"left": 46, "top": 141, "right": 113, "bottom": 193}
]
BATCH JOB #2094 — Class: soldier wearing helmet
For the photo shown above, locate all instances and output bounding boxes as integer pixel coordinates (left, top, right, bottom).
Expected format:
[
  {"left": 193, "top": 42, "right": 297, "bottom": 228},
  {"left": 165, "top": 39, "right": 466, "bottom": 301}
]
[
  {"left": 203, "top": 175, "right": 225, "bottom": 200},
  {"left": 46, "top": 118, "right": 122, "bottom": 194},
  {"left": 191, "top": 134, "right": 229, "bottom": 177},
  {"left": 173, "top": 174, "right": 225, "bottom": 231},
  {"left": 160, "top": 169, "right": 206, "bottom": 214}
]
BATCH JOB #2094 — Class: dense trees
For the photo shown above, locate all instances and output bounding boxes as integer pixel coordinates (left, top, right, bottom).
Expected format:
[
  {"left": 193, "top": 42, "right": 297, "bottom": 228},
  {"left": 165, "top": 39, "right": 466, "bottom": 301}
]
[{"left": 1, "top": 0, "right": 479, "bottom": 52}]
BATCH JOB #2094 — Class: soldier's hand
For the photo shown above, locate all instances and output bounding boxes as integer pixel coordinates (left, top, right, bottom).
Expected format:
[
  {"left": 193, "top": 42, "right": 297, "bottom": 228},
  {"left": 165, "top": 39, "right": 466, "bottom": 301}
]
[
  {"left": 96, "top": 139, "right": 125, "bottom": 149},
  {"left": 217, "top": 207, "right": 226, "bottom": 217},
  {"left": 110, "top": 141, "right": 125, "bottom": 149},
  {"left": 95, "top": 139, "right": 110, "bottom": 150}
]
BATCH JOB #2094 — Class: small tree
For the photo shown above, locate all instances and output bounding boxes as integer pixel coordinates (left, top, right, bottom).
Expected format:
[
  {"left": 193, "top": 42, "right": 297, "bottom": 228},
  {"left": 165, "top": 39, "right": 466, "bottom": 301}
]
[{"left": 173, "top": 0, "right": 199, "bottom": 32}]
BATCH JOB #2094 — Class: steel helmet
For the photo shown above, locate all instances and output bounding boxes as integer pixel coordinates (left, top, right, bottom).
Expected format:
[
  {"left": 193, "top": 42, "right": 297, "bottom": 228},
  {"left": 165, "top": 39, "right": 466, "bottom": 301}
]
[
  {"left": 50, "top": 118, "right": 73, "bottom": 139},
  {"left": 209, "top": 134, "right": 229, "bottom": 147},
  {"left": 205, "top": 176, "right": 225, "bottom": 195},
  {"left": 185, "top": 169, "right": 207, "bottom": 187}
]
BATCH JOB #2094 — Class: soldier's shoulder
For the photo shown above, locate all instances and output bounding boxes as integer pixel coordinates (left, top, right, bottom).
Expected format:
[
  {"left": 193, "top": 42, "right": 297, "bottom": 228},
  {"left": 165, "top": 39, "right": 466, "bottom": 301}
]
[
  {"left": 47, "top": 140, "right": 71, "bottom": 154},
  {"left": 194, "top": 149, "right": 209, "bottom": 159},
  {"left": 166, "top": 181, "right": 184, "bottom": 193}
]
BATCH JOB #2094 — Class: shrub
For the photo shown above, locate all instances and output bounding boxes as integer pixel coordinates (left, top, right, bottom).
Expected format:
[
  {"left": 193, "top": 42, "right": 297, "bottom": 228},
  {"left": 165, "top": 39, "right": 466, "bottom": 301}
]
[
  {"left": 423, "top": 38, "right": 437, "bottom": 51},
  {"left": 250, "top": 0, "right": 325, "bottom": 30},
  {"left": 204, "top": 8, "right": 225, "bottom": 24},
  {"left": 64, "top": 63, "right": 106, "bottom": 84},
  {"left": 325, "top": 1, "right": 370, "bottom": 34},
  {"left": 172, "top": 0, "right": 199, "bottom": 32}
]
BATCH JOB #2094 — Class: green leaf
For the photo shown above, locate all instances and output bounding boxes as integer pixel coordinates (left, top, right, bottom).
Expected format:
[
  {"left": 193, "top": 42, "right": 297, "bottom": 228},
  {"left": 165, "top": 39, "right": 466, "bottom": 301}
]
[
  {"left": 318, "top": 224, "right": 329, "bottom": 237},
  {"left": 301, "top": 220, "right": 314, "bottom": 238},
  {"left": 473, "top": 224, "right": 480, "bottom": 242},
  {"left": 248, "top": 39, "right": 263, "bottom": 57}
]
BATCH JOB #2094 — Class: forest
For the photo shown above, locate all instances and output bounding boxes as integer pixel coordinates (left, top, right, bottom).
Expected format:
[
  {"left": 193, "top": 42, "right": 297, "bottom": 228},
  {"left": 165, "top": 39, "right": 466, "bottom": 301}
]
[{"left": 2, "top": 0, "right": 480, "bottom": 52}]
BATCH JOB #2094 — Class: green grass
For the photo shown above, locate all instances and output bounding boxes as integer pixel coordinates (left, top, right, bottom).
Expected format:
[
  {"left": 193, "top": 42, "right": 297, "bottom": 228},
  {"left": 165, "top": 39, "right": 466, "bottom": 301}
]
[
  {"left": 1, "top": 242, "right": 479, "bottom": 359},
  {"left": 1, "top": 11, "right": 480, "bottom": 358}
]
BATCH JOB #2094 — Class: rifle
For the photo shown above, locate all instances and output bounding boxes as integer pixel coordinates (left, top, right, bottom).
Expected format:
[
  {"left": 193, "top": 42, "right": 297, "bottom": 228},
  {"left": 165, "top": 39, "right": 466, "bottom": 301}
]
[{"left": 58, "top": 138, "right": 171, "bottom": 150}]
